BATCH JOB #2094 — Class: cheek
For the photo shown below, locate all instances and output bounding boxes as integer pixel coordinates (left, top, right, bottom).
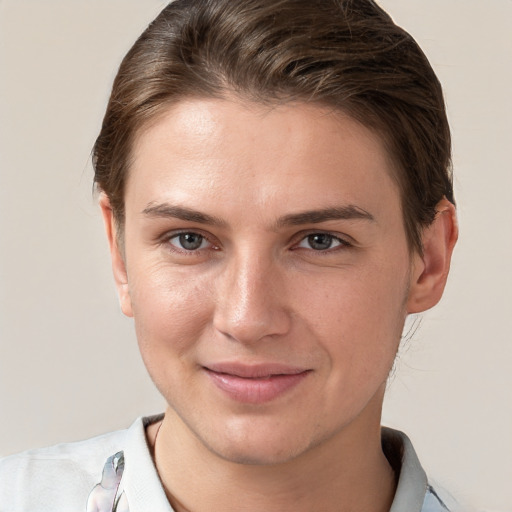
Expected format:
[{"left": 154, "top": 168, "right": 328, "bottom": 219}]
[
  {"left": 128, "top": 262, "right": 214, "bottom": 358},
  {"left": 294, "top": 260, "right": 410, "bottom": 364}
]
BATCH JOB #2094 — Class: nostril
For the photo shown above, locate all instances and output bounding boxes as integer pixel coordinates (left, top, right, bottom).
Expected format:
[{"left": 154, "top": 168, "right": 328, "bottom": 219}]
[
  {"left": 213, "top": 296, "right": 292, "bottom": 344},
  {"left": 212, "top": 258, "right": 292, "bottom": 342}
]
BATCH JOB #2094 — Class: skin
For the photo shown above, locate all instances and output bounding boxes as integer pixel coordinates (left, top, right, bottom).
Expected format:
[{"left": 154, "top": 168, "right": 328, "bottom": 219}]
[{"left": 100, "top": 98, "right": 457, "bottom": 512}]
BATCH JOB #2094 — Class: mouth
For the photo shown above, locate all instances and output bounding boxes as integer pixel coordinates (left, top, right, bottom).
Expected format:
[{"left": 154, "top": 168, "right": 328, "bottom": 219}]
[{"left": 202, "top": 363, "right": 311, "bottom": 404}]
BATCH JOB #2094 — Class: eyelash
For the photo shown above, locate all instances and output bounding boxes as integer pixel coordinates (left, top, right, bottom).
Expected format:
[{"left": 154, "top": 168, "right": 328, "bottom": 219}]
[
  {"left": 162, "top": 229, "right": 353, "bottom": 257},
  {"left": 163, "top": 230, "right": 220, "bottom": 255},
  {"left": 292, "top": 231, "right": 353, "bottom": 253}
]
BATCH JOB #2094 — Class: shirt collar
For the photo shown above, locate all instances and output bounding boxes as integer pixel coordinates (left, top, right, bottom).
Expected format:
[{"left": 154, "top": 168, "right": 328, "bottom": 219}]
[
  {"left": 122, "top": 414, "right": 172, "bottom": 511},
  {"left": 383, "top": 427, "right": 429, "bottom": 512},
  {"left": 120, "top": 418, "right": 429, "bottom": 512}
]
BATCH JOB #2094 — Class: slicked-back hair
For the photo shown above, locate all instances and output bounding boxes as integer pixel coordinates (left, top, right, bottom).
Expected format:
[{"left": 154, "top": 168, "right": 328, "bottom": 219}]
[{"left": 93, "top": 0, "right": 453, "bottom": 253}]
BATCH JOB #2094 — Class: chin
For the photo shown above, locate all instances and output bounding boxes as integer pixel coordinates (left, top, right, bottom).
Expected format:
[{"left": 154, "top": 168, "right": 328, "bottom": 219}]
[
  {"left": 209, "top": 438, "right": 309, "bottom": 466},
  {"left": 196, "top": 415, "right": 322, "bottom": 467}
]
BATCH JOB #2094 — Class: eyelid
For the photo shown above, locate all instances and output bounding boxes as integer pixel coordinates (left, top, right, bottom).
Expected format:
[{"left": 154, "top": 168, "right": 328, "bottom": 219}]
[
  {"left": 169, "top": 233, "right": 209, "bottom": 251},
  {"left": 291, "top": 230, "right": 354, "bottom": 251},
  {"left": 161, "top": 228, "right": 220, "bottom": 253},
  {"left": 158, "top": 227, "right": 355, "bottom": 255}
]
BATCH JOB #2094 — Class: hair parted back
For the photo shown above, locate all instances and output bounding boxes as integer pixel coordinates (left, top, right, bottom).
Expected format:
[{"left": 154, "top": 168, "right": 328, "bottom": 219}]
[{"left": 93, "top": 0, "right": 453, "bottom": 253}]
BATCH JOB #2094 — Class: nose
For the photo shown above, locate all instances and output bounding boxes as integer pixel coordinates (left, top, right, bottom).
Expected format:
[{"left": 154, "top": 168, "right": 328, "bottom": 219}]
[{"left": 213, "top": 251, "right": 292, "bottom": 344}]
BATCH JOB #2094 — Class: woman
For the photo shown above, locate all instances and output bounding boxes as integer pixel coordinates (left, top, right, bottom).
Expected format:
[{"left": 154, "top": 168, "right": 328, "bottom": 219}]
[{"left": 0, "top": 1, "right": 459, "bottom": 510}]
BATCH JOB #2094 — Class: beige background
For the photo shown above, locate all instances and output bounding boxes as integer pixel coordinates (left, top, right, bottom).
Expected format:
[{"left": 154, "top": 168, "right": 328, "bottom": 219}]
[{"left": 0, "top": 1, "right": 511, "bottom": 510}]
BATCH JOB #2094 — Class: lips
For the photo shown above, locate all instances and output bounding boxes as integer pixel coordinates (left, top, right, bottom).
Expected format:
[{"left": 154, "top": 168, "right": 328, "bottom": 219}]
[{"left": 203, "top": 363, "right": 311, "bottom": 404}]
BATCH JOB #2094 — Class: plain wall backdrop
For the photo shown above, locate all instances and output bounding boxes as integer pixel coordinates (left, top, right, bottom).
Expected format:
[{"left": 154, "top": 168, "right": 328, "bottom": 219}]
[{"left": 0, "top": 1, "right": 511, "bottom": 510}]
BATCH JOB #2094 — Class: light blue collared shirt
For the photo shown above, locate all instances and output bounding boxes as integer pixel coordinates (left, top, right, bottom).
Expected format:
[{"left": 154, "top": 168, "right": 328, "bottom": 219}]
[{"left": 0, "top": 416, "right": 457, "bottom": 511}]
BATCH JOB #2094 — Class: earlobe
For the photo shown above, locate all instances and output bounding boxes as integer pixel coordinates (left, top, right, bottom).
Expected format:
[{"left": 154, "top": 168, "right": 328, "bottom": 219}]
[
  {"left": 98, "top": 193, "right": 133, "bottom": 318},
  {"left": 407, "top": 198, "right": 458, "bottom": 314}
]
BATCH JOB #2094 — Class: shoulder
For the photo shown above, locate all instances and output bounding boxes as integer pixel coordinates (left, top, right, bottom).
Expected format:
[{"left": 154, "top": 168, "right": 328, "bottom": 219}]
[
  {"left": 0, "top": 426, "right": 128, "bottom": 512},
  {"left": 424, "top": 482, "right": 476, "bottom": 512},
  {"left": 383, "top": 428, "right": 466, "bottom": 512},
  {"left": 422, "top": 485, "right": 453, "bottom": 512}
]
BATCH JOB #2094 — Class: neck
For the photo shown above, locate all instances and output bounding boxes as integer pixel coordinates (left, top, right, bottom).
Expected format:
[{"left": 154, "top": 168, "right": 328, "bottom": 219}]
[{"left": 151, "top": 400, "right": 395, "bottom": 512}]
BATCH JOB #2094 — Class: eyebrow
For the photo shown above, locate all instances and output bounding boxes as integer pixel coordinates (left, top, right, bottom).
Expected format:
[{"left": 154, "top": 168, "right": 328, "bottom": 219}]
[
  {"left": 275, "top": 206, "right": 375, "bottom": 228},
  {"left": 142, "top": 203, "right": 375, "bottom": 228},
  {"left": 142, "top": 203, "right": 228, "bottom": 227}
]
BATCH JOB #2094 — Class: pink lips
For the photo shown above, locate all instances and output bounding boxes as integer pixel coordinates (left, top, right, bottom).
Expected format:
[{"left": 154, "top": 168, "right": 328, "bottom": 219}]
[{"left": 203, "top": 363, "right": 310, "bottom": 404}]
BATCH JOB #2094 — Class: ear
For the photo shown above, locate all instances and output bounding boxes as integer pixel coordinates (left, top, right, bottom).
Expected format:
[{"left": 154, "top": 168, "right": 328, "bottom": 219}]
[
  {"left": 98, "top": 193, "right": 133, "bottom": 317},
  {"left": 407, "top": 198, "right": 458, "bottom": 313}
]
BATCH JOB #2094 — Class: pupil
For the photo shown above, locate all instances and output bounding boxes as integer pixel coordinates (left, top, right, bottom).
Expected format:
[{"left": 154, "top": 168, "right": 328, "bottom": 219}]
[
  {"left": 308, "top": 234, "right": 332, "bottom": 250},
  {"left": 180, "top": 233, "right": 203, "bottom": 250}
]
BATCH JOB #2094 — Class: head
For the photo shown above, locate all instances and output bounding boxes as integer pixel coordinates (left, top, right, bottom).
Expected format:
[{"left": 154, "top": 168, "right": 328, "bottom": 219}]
[
  {"left": 93, "top": 0, "right": 454, "bottom": 255},
  {"left": 93, "top": 0, "right": 457, "bottom": 466}
]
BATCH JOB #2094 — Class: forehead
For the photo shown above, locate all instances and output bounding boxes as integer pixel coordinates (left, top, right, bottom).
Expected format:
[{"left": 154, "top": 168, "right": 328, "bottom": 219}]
[{"left": 127, "top": 98, "right": 401, "bottom": 226}]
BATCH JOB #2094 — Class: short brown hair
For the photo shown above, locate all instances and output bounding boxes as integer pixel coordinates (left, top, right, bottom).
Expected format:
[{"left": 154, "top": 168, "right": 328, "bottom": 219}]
[{"left": 93, "top": 0, "right": 454, "bottom": 253}]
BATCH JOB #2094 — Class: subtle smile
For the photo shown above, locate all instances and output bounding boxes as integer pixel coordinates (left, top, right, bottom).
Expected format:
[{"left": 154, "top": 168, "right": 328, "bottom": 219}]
[{"left": 203, "top": 363, "right": 311, "bottom": 404}]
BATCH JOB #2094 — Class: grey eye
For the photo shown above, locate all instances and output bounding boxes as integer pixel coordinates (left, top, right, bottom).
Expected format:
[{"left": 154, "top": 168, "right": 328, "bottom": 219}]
[
  {"left": 170, "top": 232, "right": 207, "bottom": 251},
  {"left": 298, "top": 233, "right": 343, "bottom": 251}
]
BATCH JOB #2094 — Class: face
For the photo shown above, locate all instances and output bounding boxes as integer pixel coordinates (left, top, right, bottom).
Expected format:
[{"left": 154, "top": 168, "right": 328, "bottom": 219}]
[{"left": 105, "top": 98, "right": 427, "bottom": 465}]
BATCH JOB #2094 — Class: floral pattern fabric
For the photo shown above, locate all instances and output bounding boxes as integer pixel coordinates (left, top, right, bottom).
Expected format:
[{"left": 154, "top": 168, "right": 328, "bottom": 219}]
[{"left": 86, "top": 451, "right": 129, "bottom": 512}]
